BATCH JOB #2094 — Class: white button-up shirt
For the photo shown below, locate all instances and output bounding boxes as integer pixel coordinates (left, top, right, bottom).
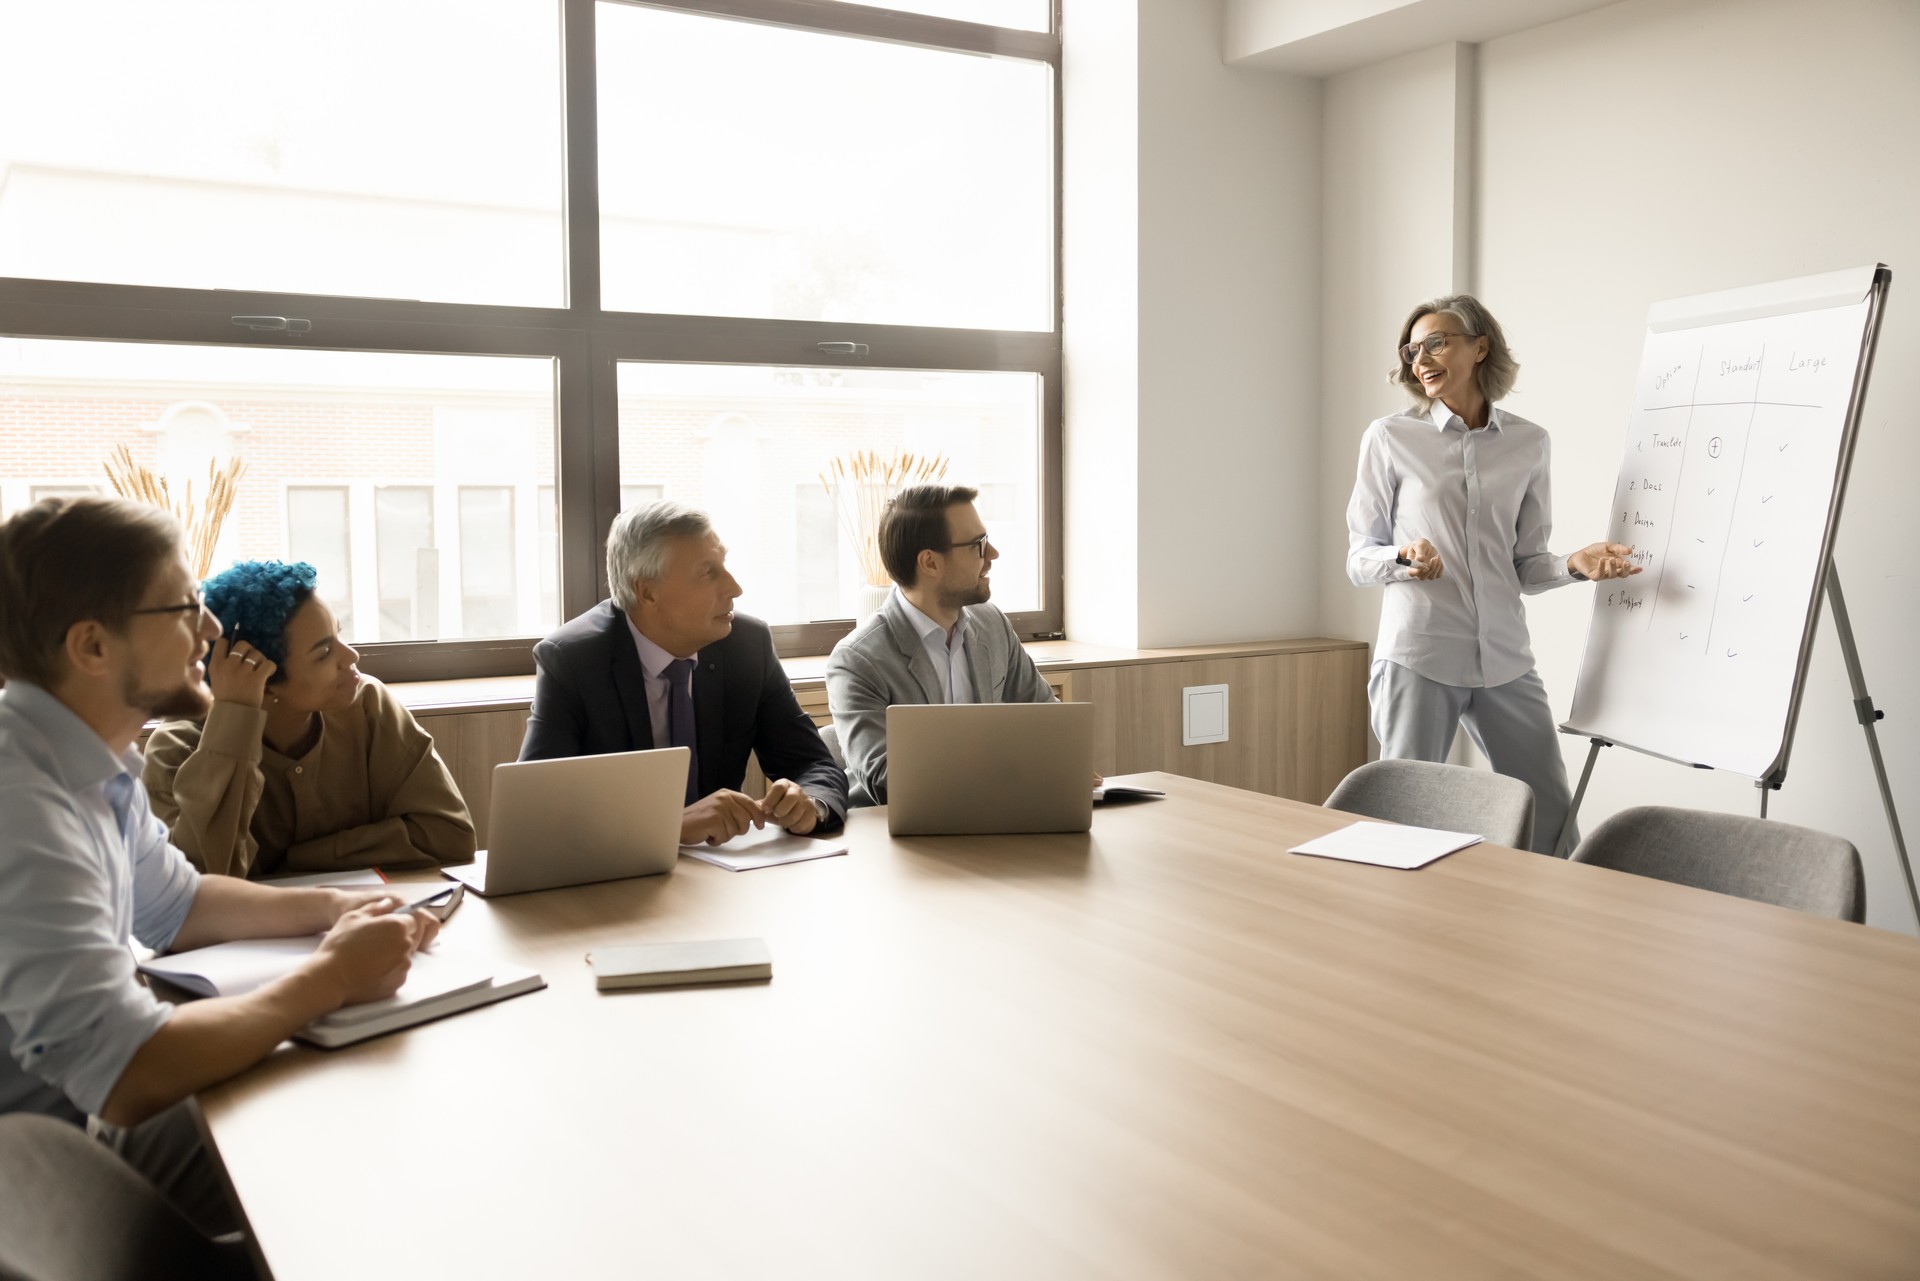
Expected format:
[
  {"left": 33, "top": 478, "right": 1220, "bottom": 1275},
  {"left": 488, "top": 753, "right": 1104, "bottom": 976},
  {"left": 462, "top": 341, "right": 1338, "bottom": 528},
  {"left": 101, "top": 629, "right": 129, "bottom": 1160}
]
[
  {"left": 894, "top": 589, "right": 975, "bottom": 703},
  {"left": 1346, "top": 400, "right": 1574, "bottom": 688}
]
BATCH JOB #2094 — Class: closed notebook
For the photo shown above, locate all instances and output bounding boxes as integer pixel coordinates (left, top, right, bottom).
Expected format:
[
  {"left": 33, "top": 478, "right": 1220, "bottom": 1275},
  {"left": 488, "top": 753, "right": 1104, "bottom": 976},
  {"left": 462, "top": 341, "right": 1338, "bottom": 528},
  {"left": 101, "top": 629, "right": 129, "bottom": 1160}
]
[{"left": 587, "top": 938, "right": 772, "bottom": 990}]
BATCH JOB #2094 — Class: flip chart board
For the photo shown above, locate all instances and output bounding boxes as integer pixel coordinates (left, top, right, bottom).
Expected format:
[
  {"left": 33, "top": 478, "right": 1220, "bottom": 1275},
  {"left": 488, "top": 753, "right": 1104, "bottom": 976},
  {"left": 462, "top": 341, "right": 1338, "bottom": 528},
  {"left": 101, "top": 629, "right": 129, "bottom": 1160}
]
[{"left": 1563, "top": 265, "right": 1889, "bottom": 779}]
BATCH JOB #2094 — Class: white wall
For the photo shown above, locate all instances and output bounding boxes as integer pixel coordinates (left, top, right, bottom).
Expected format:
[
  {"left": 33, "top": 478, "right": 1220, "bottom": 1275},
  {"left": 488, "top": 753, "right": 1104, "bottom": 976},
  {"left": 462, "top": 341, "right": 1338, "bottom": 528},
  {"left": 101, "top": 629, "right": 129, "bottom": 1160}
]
[
  {"left": 1317, "top": 41, "right": 1474, "bottom": 654},
  {"left": 1064, "top": 0, "right": 1322, "bottom": 649},
  {"left": 1062, "top": 0, "right": 1142, "bottom": 647},
  {"left": 1319, "top": 0, "right": 1920, "bottom": 931}
]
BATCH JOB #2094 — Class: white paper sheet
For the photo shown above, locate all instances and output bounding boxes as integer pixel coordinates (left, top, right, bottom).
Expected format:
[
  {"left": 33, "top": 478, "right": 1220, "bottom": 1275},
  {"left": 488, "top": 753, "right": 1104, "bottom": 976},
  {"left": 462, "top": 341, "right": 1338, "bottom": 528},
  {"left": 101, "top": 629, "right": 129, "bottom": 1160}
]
[
  {"left": 260, "top": 869, "right": 387, "bottom": 888},
  {"left": 1288, "top": 821, "right": 1482, "bottom": 870},
  {"left": 679, "top": 825, "right": 849, "bottom": 872}
]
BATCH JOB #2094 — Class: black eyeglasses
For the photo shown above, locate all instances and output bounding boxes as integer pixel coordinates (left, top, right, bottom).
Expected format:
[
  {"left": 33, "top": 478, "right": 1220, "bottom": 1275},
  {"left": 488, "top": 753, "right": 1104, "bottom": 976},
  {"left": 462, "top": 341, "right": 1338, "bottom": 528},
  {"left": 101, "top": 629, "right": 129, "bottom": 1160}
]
[
  {"left": 943, "top": 533, "right": 992, "bottom": 557},
  {"left": 131, "top": 591, "right": 208, "bottom": 619},
  {"left": 1399, "top": 331, "right": 1473, "bottom": 364}
]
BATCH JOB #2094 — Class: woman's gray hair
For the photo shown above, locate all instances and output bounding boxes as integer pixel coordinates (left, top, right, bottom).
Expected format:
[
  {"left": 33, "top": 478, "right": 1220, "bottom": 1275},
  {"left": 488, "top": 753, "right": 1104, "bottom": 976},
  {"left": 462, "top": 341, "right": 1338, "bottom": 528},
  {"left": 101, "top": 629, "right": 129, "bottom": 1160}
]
[
  {"left": 606, "top": 500, "right": 712, "bottom": 611},
  {"left": 1388, "top": 293, "right": 1520, "bottom": 408}
]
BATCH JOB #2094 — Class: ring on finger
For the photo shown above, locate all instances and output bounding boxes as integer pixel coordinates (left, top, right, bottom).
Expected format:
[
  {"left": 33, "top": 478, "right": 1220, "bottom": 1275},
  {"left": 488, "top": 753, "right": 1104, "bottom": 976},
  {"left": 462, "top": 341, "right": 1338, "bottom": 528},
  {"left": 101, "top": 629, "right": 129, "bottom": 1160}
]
[{"left": 243, "top": 657, "right": 260, "bottom": 668}]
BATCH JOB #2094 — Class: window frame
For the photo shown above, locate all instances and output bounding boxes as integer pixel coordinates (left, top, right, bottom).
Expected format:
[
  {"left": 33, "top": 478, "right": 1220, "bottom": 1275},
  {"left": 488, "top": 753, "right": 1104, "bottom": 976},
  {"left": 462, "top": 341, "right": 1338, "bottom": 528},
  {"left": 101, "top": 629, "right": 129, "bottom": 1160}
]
[{"left": 0, "top": 0, "right": 1063, "bottom": 679}]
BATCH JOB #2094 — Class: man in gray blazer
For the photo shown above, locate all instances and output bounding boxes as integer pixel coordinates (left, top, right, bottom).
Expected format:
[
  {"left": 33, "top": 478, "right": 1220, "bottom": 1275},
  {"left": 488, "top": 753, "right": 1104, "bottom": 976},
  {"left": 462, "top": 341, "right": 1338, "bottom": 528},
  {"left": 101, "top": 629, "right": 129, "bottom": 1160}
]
[{"left": 824, "top": 484, "right": 1055, "bottom": 807}]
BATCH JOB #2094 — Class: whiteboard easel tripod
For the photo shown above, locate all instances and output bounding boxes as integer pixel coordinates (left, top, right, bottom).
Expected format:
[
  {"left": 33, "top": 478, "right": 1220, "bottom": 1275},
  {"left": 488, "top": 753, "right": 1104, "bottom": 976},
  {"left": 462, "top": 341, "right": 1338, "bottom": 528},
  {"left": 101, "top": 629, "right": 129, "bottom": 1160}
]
[{"left": 1551, "top": 265, "right": 1916, "bottom": 926}]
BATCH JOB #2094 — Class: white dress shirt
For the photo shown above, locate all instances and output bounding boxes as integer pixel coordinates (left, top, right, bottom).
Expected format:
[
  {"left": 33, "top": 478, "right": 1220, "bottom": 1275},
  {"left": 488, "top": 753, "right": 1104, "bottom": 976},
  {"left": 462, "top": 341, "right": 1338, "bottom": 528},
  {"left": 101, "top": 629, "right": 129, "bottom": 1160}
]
[
  {"left": 893, "top": 589, "right": 975, "bottom": 703},
  {"left": 0, "top": 682, "right": 201, "bottom": 1120},
  {"left": 625, "top": 615, "right": 696, "bottom": 752},
  {"left": 1346, "top": 400, "right": 1574, "bottom": 688}
]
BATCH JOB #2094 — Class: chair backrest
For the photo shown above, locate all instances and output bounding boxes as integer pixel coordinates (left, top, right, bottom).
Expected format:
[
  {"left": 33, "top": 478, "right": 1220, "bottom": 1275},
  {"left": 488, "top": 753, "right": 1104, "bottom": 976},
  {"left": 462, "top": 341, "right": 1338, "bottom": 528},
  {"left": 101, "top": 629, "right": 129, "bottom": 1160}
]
[
  {"left": 1324, "top": 758, "right": 1536, "bottom": 851},
  {"left": 818, "top": 720, "right": 846, "bottom": 770},
  {"left": 0, "top": 1114, "right": 253, "bottom": 1281},
  {"left": 1571, "top": 805, "right": 1865, "bottom": 922}
]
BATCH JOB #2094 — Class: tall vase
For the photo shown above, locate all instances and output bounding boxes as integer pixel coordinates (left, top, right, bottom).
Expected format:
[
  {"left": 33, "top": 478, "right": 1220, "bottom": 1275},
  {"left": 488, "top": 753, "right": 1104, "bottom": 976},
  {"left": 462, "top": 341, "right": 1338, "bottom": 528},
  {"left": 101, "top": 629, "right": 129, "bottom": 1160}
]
[{"left": 857, "top": 582, "right": 890, "bottom": 622}]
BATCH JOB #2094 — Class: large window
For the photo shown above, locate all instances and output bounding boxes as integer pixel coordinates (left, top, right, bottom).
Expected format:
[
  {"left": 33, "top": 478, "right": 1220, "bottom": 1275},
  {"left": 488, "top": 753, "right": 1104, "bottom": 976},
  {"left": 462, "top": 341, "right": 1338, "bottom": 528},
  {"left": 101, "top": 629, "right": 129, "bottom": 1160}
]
[
  {"left": 616, "top": 363, "right": 1042, "bottom": 625},
  {"left": 0, "top": 339, "right": 558, "bottom": 648},
  {"left": 0, "top": 1, "right": 566, "bottom": 305},
  {"left": 0, "top": 0, "right": 1060, "bottom": 678}
]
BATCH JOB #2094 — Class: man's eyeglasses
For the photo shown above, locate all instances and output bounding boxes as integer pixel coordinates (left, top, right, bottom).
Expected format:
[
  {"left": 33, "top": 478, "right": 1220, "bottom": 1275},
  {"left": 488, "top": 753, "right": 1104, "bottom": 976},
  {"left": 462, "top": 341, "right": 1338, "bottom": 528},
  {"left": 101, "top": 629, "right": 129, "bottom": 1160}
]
[
  {"left": 131, "top": 591, "right": 209, "bottom": 619},
  {"left": 943, "top": 533, "right": 992, "bottom": 557},
  {"left": 1399, "top": 331, "right": 1473, "bottom": 364}
]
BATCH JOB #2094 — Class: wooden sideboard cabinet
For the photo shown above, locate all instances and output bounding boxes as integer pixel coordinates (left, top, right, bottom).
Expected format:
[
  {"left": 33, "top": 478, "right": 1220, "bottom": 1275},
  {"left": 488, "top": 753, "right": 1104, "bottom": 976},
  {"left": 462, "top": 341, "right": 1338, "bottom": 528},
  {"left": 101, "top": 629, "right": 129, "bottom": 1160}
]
[{"left": 398, "top": 637, "right": 1370, "bottom": 846}]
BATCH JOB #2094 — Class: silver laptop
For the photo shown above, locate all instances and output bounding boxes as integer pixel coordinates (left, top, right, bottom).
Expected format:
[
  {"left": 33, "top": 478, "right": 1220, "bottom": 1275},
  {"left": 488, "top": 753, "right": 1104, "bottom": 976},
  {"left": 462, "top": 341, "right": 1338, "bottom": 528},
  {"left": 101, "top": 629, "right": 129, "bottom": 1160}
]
[
  {"left": 443, "top": 748, "right": 689, "bottom": 897},
  {"left": 886, "top": 702, "right": 1095, "bottom": 836}
]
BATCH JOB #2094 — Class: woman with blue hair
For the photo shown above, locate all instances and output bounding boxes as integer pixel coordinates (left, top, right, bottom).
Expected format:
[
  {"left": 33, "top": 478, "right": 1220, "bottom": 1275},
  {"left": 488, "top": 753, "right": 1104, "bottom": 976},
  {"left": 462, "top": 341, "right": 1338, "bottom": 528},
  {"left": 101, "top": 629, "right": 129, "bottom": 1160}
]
[{"left": 144, "top": 560, "right": 476, "bottom": 878}]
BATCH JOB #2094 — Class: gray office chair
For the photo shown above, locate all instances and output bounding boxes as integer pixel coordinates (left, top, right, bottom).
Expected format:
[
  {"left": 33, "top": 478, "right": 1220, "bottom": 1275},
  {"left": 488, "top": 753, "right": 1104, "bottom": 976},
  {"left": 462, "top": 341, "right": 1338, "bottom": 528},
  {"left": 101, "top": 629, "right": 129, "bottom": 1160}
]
[
  {"left": 1571, "top": 806, "right": 1865, "bottom": 922},
  {"left": 818, "top": 721, "right": 846, "bottom": 770},
  {"left": 0, "top": 1115, "right": 255, "bottom": 1281},
  {"left": 1324, "top": 758, "right": 1536, "bottom": 851}
]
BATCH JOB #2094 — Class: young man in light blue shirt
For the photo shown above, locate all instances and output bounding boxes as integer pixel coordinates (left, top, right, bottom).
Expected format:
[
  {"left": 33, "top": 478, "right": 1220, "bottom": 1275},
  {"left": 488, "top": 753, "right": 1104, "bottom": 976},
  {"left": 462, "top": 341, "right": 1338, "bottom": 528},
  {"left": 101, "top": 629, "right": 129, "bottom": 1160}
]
[{"left": 0, "top": 497, "right": 439, "bottom": 1237}]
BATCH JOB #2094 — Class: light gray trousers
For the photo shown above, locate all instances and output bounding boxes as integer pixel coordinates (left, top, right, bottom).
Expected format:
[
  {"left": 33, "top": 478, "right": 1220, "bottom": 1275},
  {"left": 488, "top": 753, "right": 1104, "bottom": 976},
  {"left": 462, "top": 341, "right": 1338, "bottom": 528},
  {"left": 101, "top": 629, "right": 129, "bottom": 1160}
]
[
  {"left": 91, "top": 1098, "right": 242, "bottom": 1239},
  {"left": 1368, "top": 660, "right": 1577, "bottom": 856}
]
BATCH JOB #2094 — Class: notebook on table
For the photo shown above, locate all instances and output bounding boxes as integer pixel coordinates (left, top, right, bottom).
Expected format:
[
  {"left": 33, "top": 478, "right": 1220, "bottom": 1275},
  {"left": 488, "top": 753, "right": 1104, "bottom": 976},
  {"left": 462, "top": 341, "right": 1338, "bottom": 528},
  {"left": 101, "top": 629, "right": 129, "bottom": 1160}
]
[
  {"left": 139, "top": 936, "right": 544, "bottom": 1048},
  {"left": 586, "top": 938, "right": 772, "bottom": 990},
  {"left": 443, "top": 747, "right": 688, "bottom": 897}
]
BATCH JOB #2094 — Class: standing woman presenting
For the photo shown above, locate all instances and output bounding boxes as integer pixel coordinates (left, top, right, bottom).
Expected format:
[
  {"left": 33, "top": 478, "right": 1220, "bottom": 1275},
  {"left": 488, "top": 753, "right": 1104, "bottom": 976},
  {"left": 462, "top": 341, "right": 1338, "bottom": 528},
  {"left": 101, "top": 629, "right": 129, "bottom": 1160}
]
[{"left": 1345, "top": 295, "right": 1639, "bottom": 854}]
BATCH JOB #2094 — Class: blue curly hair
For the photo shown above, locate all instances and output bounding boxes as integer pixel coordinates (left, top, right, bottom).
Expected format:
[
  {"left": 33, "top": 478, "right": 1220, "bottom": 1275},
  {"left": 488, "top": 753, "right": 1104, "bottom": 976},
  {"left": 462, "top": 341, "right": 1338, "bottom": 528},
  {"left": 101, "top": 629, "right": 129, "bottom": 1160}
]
[{"left": 201, "top": 560, "right": 319, "bottom": 673}]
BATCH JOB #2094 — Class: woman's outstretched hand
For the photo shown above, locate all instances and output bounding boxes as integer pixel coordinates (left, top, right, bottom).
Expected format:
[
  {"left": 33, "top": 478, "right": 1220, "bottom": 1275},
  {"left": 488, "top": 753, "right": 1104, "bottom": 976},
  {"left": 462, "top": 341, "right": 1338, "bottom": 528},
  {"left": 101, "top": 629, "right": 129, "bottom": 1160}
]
[{"left": 1570, "top": 541, "right": 1642, "bottom": 581}]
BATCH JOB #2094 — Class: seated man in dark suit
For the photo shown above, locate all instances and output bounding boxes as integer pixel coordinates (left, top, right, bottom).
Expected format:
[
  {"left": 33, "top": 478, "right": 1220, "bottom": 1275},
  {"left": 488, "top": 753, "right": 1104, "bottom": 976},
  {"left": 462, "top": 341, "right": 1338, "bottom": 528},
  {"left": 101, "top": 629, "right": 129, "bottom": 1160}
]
[{"left": 520, "top": 501, "right": 848, "bottom": 845}]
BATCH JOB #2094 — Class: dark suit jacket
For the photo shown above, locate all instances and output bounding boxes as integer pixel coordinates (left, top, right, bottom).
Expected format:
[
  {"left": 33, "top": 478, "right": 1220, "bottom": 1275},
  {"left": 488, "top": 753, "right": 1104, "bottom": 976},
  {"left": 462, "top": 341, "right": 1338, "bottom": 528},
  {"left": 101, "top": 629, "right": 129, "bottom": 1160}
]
[{"left": 519, "top": 601, "right": 848, "bottom": 822}]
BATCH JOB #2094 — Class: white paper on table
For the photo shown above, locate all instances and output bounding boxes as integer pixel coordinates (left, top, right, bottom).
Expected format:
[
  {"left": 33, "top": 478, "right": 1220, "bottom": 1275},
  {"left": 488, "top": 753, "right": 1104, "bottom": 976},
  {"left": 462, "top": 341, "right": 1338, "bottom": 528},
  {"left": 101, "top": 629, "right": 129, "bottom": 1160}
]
[
  {"left": 680, "top": 824, "right": 849, "bottom": 872},
  {"left": 261, "top": 869, "right": 387, "bottom": 888},
  {"left": 1288, "top": 821, "right": 1482, "bottom": 870}
]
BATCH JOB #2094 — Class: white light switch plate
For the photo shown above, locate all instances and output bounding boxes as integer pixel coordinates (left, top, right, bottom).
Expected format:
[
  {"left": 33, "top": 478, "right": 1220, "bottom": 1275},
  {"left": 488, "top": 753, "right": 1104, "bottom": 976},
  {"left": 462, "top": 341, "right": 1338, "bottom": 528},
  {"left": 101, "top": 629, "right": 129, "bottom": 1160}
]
[{"left": 1183, "top": 684, "right": 1229, "bottom": 746}]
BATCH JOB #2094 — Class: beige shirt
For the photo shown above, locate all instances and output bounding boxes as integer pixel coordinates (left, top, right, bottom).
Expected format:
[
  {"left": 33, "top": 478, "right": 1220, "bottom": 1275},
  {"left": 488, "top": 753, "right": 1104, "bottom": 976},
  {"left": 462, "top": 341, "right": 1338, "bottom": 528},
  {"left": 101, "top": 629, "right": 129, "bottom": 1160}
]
[{"left": 143, "top": 676, "right": 476, "bottom": 879}]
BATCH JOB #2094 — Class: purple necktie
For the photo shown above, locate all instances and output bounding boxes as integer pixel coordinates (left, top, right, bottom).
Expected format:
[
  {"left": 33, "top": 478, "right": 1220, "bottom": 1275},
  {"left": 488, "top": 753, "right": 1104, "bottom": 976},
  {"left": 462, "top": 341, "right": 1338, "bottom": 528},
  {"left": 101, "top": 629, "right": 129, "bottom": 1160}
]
[{"left": 665, "top": 657, "right": 700, "bottom": 805}]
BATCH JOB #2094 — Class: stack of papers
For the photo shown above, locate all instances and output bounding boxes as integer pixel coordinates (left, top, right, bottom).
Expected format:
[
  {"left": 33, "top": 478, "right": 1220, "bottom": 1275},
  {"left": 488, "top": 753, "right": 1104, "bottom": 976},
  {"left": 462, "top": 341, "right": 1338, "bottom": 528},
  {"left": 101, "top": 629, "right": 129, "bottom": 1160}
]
[
  {"left": 1092, "top": 783, "right": 1165, "bottom": 803},
  {"left": 680, "top": 825, "right": 849, "bottom": 872},
  {"left": 1288, "top": 821, "right": 1483, "bottom": 870}
]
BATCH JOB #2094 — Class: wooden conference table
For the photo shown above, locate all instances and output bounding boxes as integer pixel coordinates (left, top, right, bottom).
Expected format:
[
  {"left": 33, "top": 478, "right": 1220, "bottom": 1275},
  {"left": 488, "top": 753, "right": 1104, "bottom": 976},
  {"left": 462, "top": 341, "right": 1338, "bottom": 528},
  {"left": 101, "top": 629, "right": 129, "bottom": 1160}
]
[{"left": 199, "top": 773, "right": 1920, "bottom": 1280}]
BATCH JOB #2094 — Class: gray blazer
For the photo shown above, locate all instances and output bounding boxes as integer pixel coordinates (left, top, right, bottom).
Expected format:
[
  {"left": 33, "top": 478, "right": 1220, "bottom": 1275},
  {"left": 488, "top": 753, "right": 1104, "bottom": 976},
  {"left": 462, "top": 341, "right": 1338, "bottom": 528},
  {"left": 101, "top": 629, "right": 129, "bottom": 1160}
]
[{"left": 824, "top": 590, "right": 1056, "bottom": 807}]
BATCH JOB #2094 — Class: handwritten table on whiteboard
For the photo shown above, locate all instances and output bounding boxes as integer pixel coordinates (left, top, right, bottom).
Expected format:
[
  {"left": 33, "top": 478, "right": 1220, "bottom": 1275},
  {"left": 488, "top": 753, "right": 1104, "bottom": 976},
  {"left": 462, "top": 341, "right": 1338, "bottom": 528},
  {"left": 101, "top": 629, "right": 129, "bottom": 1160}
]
[{"left": 1567, "top": 268, "right": 1881, "bottom": 776}]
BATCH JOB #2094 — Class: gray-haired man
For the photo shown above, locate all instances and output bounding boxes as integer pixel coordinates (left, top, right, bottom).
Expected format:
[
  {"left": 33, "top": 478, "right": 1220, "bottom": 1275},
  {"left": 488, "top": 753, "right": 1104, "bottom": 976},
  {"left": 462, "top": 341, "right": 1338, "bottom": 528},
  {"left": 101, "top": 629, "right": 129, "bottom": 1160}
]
[{"left": 520, "top": 501, "right": 848, "bottom": 845}]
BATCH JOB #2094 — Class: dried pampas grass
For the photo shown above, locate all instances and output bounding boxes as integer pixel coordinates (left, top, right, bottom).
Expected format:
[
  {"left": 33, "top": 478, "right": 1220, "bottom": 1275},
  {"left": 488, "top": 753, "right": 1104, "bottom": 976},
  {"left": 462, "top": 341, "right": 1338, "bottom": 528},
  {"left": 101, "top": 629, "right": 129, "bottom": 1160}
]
[
  {"left": 103, "top": 445, "right": 246, "bottom": 578},
  {"left": 820, "top": 450, "right": 949, "bottom": 587}
]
